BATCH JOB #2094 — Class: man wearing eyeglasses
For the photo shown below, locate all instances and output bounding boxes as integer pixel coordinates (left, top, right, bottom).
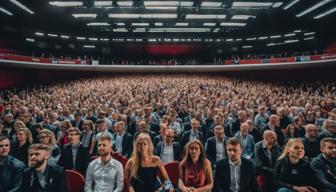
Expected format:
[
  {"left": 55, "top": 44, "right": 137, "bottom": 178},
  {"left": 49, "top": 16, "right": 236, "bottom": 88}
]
[
  {"left": 58, "top": 127, "right": 90, "bottom": 176},
  {"left": 154, "top": 128, "right": 181, "bottom": 164},
  {"left": 302, "top": 124, "right": 320, "bottom": 159},
  {"left": 318, "top": 119, "right": 336, "bottom": 141},
  {"left": 205, "top": 125, "right": 227, "bottom": 167}
]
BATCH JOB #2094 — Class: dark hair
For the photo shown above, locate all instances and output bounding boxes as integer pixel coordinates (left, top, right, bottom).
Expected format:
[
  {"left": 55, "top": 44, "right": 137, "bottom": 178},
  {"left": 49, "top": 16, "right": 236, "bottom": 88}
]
[
  {"left": 321, "top": 138, "right": 336, "bottom": 147},
  {"left": 0, "top": 135, "right": 10, "bottom": 142},
  {"left": 226, "top": 138, "right": 242, "bottom": 148},
  {"left": 67, "top": 127, "right": 81, "bottom": 135},
  {"left": 99, "top": 133, "right": 113, "bottom": 143},
  {"left": 29, "top": 143, "right": 51, "bottom": 153}
]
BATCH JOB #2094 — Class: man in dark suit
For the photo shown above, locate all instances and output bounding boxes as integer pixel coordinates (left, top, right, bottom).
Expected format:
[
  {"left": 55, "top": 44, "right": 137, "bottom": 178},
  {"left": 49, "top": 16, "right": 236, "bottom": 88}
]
[
  {"left": 154, "top": 128, "right": 181, "bottom": 163},
  {"left": 260, "top": 115, "right": 285, "bottom": 146},
  {"left": 205, "top": 125, "right": 227, "bottom": 167},
  {"left": 71, "top": 112, "right": 83, "bottom": 131},
  {"left": 180, "top": 118, "right": 204, "bottom": 149},
  {"left": 255, "top": 130, "right": 282, "bottom": 191},
  {"left": 21, "top": 144, "right": 68, "bottom": 192},
  {"left": 134, "top": 121, "right": 156, "bottom": 142},
  {"left": 214, "top": 138, "right": 259, "bottom": 192},
  {"left": 318, "top": 119, "right": 336, "bottom": 141},
  {"left": 311, "top": 138, "right": 336, "bottom": 192},
  {"left": 230, "top": 110, "right": 247, "bottom": 137},
  {"left": 58, "top": 127, "right": 90, "bottom": 176},
  {"left": 113, "top": 121, "right": 133, "bottom": 158},
  {"left": 302, "top": 124, "right": 320, "bottom": 159}
]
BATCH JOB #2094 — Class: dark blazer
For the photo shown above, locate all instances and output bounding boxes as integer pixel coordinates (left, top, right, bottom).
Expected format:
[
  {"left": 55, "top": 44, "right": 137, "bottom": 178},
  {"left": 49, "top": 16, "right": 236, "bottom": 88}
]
[
  {"left": 205, "top": 136, "right": 227, "bottom": 166},
  {"left": 58, "top": 143, "right": 90, "bottom": 176},
  {"left": 71, "top": 120, "right": 83, "bottom": 131},
  {"left": 260, "top": 124, "right": 285, "bottom": 146},
  {"left": 311, "top": 154, "right": 336, "bottom": 192},
  {"left": 0, "top": 155, "right": 26, "bottom": 192},
  {"left": 154, "top": 141, "right": 181, "bottom": 161},
  {"left": 113, "top": 132, "right": 133, "bottom": 158},
  {"left": 180, "top": 130, "right": 204, "bottom": 149},
  {"left": 214, "top": 157, "right": 259, "bottom": 192},
  {"left": 302, "top": 137, "right": 320, "bottom": 159},
  {"left": 21, "top": 164, "right": 68, "bottom": 192},
  {"left": 255, "top": 141, "right": 282, "bottom": 176},
  {"left": 153, "top": 134, "right": 164, "bottom": 147}
]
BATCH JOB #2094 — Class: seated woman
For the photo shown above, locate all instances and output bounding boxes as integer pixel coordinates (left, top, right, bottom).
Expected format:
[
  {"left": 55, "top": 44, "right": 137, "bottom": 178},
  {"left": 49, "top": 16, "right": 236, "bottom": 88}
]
[
  {"left": 11, "top": 128, "right": 33, "bottom": 165},
  {"left": 178, "top": 139, "right": 213, "bottom": 192},
  {"left": 125, "top": 133, "right": 175, "bottom": 192},
  {"left": 274, "top": 138, "right": 321, "bottom": 192},
  {"left": 38, "top": 129, "right": 61, "bottom": 164}
]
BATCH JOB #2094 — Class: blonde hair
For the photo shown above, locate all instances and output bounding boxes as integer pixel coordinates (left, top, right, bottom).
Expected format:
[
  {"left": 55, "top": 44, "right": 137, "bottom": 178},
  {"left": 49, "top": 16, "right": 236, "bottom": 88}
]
[
  {"left": 38, "top": 129, "right": 57, "bottom": 146},
  {"left": 278, "top": 138, "right": 304, "bottom": 160},
  {"left": 14, "top": 120, "right": 26, "bottom": 131},
  {"left": 17, "top": 128, "right": 33, "bottom": 144},
  {"left": 128, "top": 133, "right": 154, "bottom": 180}
]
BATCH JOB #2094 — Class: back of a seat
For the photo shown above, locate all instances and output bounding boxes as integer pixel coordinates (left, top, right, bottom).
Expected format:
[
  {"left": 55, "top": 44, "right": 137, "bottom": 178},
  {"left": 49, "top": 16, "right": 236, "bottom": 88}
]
[
  {"left": 66, "top": 169, "right": 85, "bottom": 192},
  {"left": 164, "top": 161, "right": 180, "bottom": 187}
]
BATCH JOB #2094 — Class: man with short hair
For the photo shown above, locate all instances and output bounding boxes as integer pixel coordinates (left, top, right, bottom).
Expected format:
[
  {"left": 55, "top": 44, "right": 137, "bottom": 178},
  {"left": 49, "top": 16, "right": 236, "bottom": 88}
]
[
  {"left": 318, "top": 119, "right": 336, "bottom": 141},
  {"left": 311, "top": 138, "right": 336, "bottom": 192},
  {"left": 254, "top": 106, "right": 269, "bottom": 130},
  {"left": 21, "top": 144, "right": 68, "bottom": 192},
  {"left": 154, "top": 128, "right": 181, "bottom": 164},
  {"left": 180, "top": 118, "right": 204, "bottom": 148},
  {"left": 205, "top": 125, "right": 227, "bottom": 167},
  {"left": 0, "top": 136, "right": 25, "bottom": 192},
  {"left": 214, "top": 138, "right": 259, "bottom": 192},
  {"left": 85, "top": 134, "right": 124, "bottom": 192},
  {"left": 235, "top": 123, "right": 255, "bottom": 161},
  {"left": 302, "top": 124, "right": 320, "bottom": 159},
  {"left": 96, "top": 119, "right": 113, "bottom": 141},
  {"left": 133, "top": 121, "right": 156, "bottom": 141},
  {"left": 71, "top": 112, "right": 83, "bottom": 131},
  {"left": 261, "top": 115, "right": 285, "bottom": 146},
  {"left": 58, "top": 127, "right": 90, "bottom": 176},
  {"left": 113, "top": 121, "right": 133, "bottom": 158}
]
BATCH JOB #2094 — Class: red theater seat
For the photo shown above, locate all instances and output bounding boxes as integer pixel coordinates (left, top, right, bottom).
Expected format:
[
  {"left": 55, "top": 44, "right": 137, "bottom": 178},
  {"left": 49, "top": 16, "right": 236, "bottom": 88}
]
[
  {"left": 164, "top": 161, "right": 180, "bottom": 187},
  {"left": 112, "top": 152, "right": 128, "bottom": 169},
  {"left": 66, "top": 170, "right": 85, "bottom": 192}
]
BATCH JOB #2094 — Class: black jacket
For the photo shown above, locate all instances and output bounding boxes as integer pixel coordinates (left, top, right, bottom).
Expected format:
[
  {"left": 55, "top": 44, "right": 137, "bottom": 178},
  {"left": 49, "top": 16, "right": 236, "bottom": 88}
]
[
  {"left": 154, "top": 141, "right": 181, "bottom": 161},
  {"left": 214, "top": 157, "right": 259, "bottom": 192},
  {"left": 255, "top": 140, "right": 282, "bottom": 176},
  {"left": 21, "top": 164, "right": 68, "bottom": 192},
  {"left": 311, "top": 154, "right": 336, "bottom": 192},
  {"left": 113, "top": 132, "right": 133, "bottom": 158},
  {"left": 180, "top": 130, "right": 204, "bottom": 149},
  {"left": 58, "top": 143, "right": 90, "bottom": 176},
  {"left": 260, "top": 124, "right": 285, "bottom": 146},
  {"left": 205, "top": 136, "right": 227, "bottom": 166},
  {"left": 302, "top": 137, "right": 320, "bottom": 159}
]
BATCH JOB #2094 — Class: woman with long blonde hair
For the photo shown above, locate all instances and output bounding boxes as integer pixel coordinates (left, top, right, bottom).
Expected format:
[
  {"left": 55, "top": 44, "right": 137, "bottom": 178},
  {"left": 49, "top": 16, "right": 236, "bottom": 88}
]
[
  {"left": 38, "top": 128, "right": 61, "bottom": 163},
  {"left": 178, "top": 139, "right": 213, "bottom": 192},
  {"left": 125, "top": 133, "right": 174, "bottom": 192},
  {"left": 11, "top": 127, "right": 33, "bottom": 165},
  {"left": 274, "top": 138, "right": 321, "bottom": 192}
]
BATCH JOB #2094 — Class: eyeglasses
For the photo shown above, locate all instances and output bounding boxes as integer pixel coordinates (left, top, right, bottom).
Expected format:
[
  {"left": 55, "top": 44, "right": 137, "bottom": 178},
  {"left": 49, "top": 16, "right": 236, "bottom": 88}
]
[{"left": 38, "top": 136, "right": 49, "bottom": 139}]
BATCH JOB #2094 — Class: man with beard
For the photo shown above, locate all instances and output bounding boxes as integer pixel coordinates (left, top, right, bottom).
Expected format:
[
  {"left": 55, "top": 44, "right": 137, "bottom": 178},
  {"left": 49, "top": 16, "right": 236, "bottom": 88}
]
[
  {"left": 21, "top": 144, "right": 67, "bottom": 192},
  {"left": 0, "top": 135, "right": 25, "bottom": 192},
  {"left": 302, "top": 124, "right": 320, "bottom": 159},
  {"left": 311, "top": 138, "right": 336, "bottom": 192},
  {"left": 85, "top": 134, "right": 124, "bottom": 192}
]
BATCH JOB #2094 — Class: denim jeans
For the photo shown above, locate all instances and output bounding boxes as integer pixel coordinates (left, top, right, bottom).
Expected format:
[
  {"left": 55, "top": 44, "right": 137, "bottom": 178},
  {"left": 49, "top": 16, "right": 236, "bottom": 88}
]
[{"left": 277, "top": 187, "right": 294, "bottom": 192}]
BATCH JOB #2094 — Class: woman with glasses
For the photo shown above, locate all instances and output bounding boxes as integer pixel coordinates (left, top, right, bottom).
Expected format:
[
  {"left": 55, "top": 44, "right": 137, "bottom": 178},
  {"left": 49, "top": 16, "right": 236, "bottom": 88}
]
[
  {"left": 57, "top": 120, "right": 71, "bottom": 149},
  {"left": 38, "top": 129, "right": 61, "bottom": 163},
  {"left": 178, "top": 139, "right": 213, "bottom": 192}
]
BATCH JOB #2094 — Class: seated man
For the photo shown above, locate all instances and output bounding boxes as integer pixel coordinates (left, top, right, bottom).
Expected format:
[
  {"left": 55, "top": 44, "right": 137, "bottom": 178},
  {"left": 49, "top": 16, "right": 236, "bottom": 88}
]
[
  {"left": 214, "top": 138, "right": 259, "bottom": 192},
  {"left": 154, "top": 128, "right": 181, "bottom": 164},
  {"left": 205, "top": 125, "right": 227, "bottom": 167},
  {"left": 21, "top": 144, "right": 67, "bottom": 192},
  {"left": 0, "top": 135, "right": 26, "bottom": 192},
  {"left": 85, "top": 134, "right": 124, "bottom": 192},
  {"left": 58, "top": 127, "right": 90, "bottom": 176},
  {"left": 113, "top": 121, "right": 133, "bottom": 158},
  {"left": 311, "top": 138, "right": 336, "bottom": 192}
]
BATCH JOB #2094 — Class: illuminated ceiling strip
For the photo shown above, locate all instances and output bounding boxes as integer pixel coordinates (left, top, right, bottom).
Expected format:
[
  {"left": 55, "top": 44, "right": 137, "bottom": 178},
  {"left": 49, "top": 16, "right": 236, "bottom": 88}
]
[
  {"left": 60, "top": 35, "right": 70, "bottom": 39},
  {"left": 284, "top": 33, "right": 295, "bottom": 37},
  {"left": 186, "top": 14, "right": 226, "bottom": 19},
  {"left": 94, "top": 1, "right": 113, "bottom": 7},
  {"left": 176, "top": 23, "right": 189, "bottom": 26},
  {"left": 117, "top": 1, "right": 133, "bottom": 6},
  {"left": 231, "top": 15, "right": 256, "bottom": 20},
  {"left": 284, "top": 39, "right": 299, "bottom": 43},
  {"left": 201, "top": 2, "right": 223, "bottom": 7},
  {"left": 26, "top": 38, "right": 35, "bottom": 42},
  {"left": 272, "top": 2, "right": 283, "bottom": 8},
  {"left": 83, "top": 45, "right": 95, "bottom": 48},
  {"left": 144, "top": 1, "right": 192, "bottom": 6},
  {"left": 270, "top": 35, "right": 281, "bottom": 38},
  {"left": 76, "top": 37, "right": 86, "bottom": 40},
  {"left": 49, "top": 1, "right": 83, "bottom": 7},
  {"left": 87, "top": 22, "right": 111, "bottom": 26},
  {"left": 304, "top": 32, "right": 315, "bottom": 35},
  {"left": 47, "top": 33, "right": 58, "bottom": 37},
  {"left": 35, "top": 32, "right": 44, "bottom": 36},
  {"left": 203, "top": 23, "right": 216, "bottom": 26},
  {"left": 89, "top": 38, "right": 98, "bottom": 41},
  {"left": 220, "top": 22, "right": 246, "bottom": 26},
  {"left": 149, "top": 28, "right": 211, "bottom": 32},
  {"left": 155, "top": 22, "right": 163, "bottom": 26},
  {"left": 283, "top": 0, "right": 300, "bottom": 10},
  {"left": 73, "top": 14, "right": 97, "bottom": 18},
  {"left": 0, "top": 6, "right": 13, "bottom": 16},
  {"left": 242, "top": 45, "right": 252, "bottom": 48},
  {"left": 9, "top": 0, "right": 34, "bottom": 14},
  {"left": 108, "top": 13, "right": 177, "bottom": 19},
  {"left": 132, "top": 23, "right": 150, "bottom": 26},
  {"left": 314, "top": 6, "right": 336, "bottom": 19},
  {"left": 304, "top": 37, "right": 314, "bottom": 40},
  {"left": 233, "top": 2, "right": 274, "bottom": 7},
  {"left": 145, "top": 7, "right": 177, "bottom": 10},
  {"left": 296, "top": 0, "right": 333, "bottom": 17},
  {"left": 113, "top": 28, "right": 128, "bottom": 32}
]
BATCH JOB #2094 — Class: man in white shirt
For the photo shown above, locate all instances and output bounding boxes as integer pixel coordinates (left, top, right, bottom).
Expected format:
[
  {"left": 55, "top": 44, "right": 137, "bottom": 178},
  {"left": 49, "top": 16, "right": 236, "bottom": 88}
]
[{"left": 85, "top": 134, "right": 124, "bottom": 192}]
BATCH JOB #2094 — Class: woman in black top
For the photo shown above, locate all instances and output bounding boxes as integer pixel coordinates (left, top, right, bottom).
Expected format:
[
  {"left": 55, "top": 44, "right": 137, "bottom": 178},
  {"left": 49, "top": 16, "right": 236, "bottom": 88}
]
[
  {"left": 274, "top": 138, "right": 320, "bottom": 192},
  {"left": 125, "top": 133, "right": 174, "bottom": 192},
  {"left": 11, "top": 128, "right": 32, "bottom": 165}
]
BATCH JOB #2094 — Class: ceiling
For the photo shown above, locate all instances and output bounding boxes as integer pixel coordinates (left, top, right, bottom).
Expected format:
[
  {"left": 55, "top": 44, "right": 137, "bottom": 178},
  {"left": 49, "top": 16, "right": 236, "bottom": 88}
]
[{"left": 0, "top": 0, "right": 336, "bottom": 54}]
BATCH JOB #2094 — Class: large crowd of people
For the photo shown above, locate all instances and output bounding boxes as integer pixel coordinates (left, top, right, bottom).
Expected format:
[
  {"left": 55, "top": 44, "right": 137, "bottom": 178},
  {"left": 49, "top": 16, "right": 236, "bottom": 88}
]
[{"left": 1, "top": 74, "right": 336, "bottom": 192}]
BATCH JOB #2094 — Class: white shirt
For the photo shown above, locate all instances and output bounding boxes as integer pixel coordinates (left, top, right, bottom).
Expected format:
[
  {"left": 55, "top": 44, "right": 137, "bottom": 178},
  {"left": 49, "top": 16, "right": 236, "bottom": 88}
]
[
  {"left": 229, "top": 159, "right": 241, "bottom": 192},
  {"left": 161, "top": 143, "right": 174, "bottom": 164},
  {"left": 85, "top": 157, "right": 124, "bottom": 192},
  {"left": 216, "top": 138, "right": 225, "bottom": 161}
]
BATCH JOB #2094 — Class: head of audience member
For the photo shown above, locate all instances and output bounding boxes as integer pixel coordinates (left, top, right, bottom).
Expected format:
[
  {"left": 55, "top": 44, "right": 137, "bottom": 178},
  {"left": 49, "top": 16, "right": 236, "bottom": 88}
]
[
  {"left": 129, "top": 133, "right": 154, "bottom": 179},
  {"left": 96, "top": 119, "right": 107, "bottom": 133},
  {"left": 4, "top": 113, "right": 14, "bottom": 123},
  {"left": 60, "top": 120, "right": 72, "bottom": 133},
  {"left": 214, "top": 125, "right": 225, "bottom": 141},
  {"left": 97, "top": 134, "right": 113, "bottom": 161},
  {"left": 49, "top": 112, "right": 58, "bottom": 123},
  {"left": 277, "top": 107, "right": 284, "bottom": 118},
  {"left": 269, "top": 115, "right": 280, "bottom": 127},
  {"left": 144, "top": 107, "right": 153, "bottom": 116},
  {"left": 165, "top": 128, "right": 175, "bottom": 145},
  {"left": 137, "top": 121, "right": 148, "bottom": 132},
  {"left": 28, "top": 144, "right": 50, "bottom": 171},
  {"left": 305, "top": 124, "right": 319, "bottom": 140},
  {"left": 16, "top": 128, "right": 33, "bottom": 145},
  {"left": 240, "top": 123, "right": 249, "bottom": 136},
  {"left": 246, "top": 119, "right": 254, "bottom": 131},
  {"left": 263, "top": 130, "right": 277, "bottom": 149},
  {"left": 82, "top": 120, "right": 94, "bottom": 132},
  {"left": 179, "top": 103, "right": 187, "bottom": 113},
  {"left": 169, "top": 112, "right": 177, "bottom": 123},
  {"left": 237, "top": 110, "right": 246, "bottom": 121},
  {"left": 293, "top": 116, "right": 304, "bottom": 128},
  {"left": 324, "top": 119, "right": 336, "bottom": 135},
  {"left": 74, "top": 112, "right": 81, "bottom": 122},
  {"left": 115, "top": 121, "right": 126, "bottom": 135},
  {"left": 38, "top": 129, "right": 57, "bottom": 146},
  {"left": 226, "top": 138, "right": 242, "bottom": 165},
  {"left": 285, "top": 124, "right": 298, "bottom": 138},
  {"left": 98, "top": 111, "right": 106, "bottom": 119},
  {"left": 214, "top": 115, "right": 222, "bottom": 126},
  {"left": 190, "top": 118, "right": 200, "bottom": 132},
  {"left": 258, "top": 106, "right": 267, "bottom": 116},
  {"left": 320, "top": 138, "right": 336, "bottom": 161},
  {"left": 278, "top": 138, "right": 305, "bottom": 163},
  {"left": 182, "top": 139, "right": 206, "bottom": 166},
  {"left": 67, "top": 127, "right": 81, "bottom": 145},
  {"left": 14, "top": 120, "right": 26, "bottom": 132},
  {"left": 0, "top": 136, "right": 10, "bottom": 158}
]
